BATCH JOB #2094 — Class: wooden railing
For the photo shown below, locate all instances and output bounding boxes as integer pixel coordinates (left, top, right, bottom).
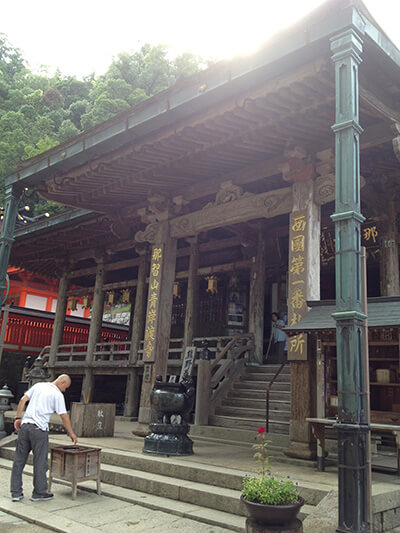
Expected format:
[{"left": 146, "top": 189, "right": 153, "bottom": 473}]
[
  {"left": 194, "top": 333, "right": 254, "bottom": 424},
  {"left": 209, "top": 334, "right": 254, "bottom": 411},
  {"left": 0, "top": 305, "right": 128, "bottom": 354}
]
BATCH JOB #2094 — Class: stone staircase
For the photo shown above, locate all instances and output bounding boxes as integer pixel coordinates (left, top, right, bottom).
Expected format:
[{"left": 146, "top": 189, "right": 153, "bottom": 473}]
[
  {"left": 0, "top": 440, "right": 322, "bottom": 533},
  {"left": 209, "top": 363, "right": 291, "bottom": 436}
]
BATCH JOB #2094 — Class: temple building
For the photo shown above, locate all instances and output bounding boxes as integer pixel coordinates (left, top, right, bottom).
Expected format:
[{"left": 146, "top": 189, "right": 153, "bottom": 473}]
[{"left": 1, "top": 0, "right": 399, "bottom": 460}]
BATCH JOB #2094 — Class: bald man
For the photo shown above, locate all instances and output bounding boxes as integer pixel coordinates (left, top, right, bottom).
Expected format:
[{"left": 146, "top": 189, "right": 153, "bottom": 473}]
[{"left": 10, "top": 374, "right": 77, "bottom": 502}]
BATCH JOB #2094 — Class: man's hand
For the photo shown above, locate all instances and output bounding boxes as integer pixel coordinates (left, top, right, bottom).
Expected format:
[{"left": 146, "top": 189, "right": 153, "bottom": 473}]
[
  {"left": 13, "top": 419, "right": 22, "bottom": 431},
  {"left": 60, "top": 413, "right": 77, "bottom": 444}
]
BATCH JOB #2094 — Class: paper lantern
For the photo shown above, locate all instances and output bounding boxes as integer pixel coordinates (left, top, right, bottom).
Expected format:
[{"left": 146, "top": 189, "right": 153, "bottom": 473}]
[
  {"left": 205, "top": 275, "right": 218, "bottom": 295},
  {"left": 67, "top": 298, "right": 78, "bottom": 311},
  {"left": 82, "top": 295, "right": 91, "bottom": 309},
  {"left": 173, "top": 281, "right": 181, "bottom": 299},
  {"left": 121, "top": 289, "right": 131, "bottom": 304},
  {"left": 106, "top": 291, "right": 115, "bottom": 306}
]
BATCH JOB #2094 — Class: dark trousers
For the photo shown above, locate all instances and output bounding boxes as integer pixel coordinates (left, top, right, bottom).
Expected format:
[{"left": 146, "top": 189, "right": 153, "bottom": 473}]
[
  {"left": 10, "top": 423, "right": 49, "bottom": 497},
  {"left": 274, "top": 341, "right": 286, "bottom": 363}
]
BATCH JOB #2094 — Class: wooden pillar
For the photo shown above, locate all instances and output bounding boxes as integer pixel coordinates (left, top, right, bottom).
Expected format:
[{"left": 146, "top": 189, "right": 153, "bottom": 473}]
[
  {"left": 48, "top": 271, "right": 70, "bottom": 370},
  {"left": 81, "top": 258, "right": 105, "bottom": 403},
  {"left": 183, "top": 237, "right": 199, "bottom": 351},
  {"left": 380, "top": 201, "right": 400, "bottom": 296},
  {"left": 284, "top": 179, "right": 320, "bottom": 460},
  {"left": 0, "top": 304, "right": 10, "bottom": 365},
  {"left": 194, "top": 358, "right": 211, "bottom": 425},
  {"left": 124, "top": 249, "right": 148, "bottom": 417},
  {"left": 249, "top": 226, "right": 267, "bottom": 364},
  {"left": 138, "top": 222, "right": 177, "bottom": 423}
]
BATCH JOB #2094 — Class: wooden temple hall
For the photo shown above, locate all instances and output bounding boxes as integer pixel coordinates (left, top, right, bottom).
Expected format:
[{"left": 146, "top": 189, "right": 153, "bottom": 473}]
[{"left": 2, "top": 0, "right": 400, "bottom": 458}]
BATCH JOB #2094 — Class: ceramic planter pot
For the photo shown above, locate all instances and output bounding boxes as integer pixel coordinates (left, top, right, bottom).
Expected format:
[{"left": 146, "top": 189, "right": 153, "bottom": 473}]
[{"left": 240, "top": 494, "right": 305, "bottom": 526}]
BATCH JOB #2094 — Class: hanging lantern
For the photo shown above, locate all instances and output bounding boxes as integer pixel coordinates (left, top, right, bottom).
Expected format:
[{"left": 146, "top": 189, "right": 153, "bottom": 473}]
[
  {"left": 205, "top": 275, "right": 218, "bottom": 295},
  {"left": 173, "top": 280, "right": 181, "bottom": 299},
  {"left": 67, "top": 298, "right": 78, "bottom": 311},
  {"left": 228, "top": 273, "right": 240, "bottom": 289},
  {"left": 82, "top": 295, "right": 91, "bottom": 309},
  {"left": 121, "top": 289, "right": 131, "bottom": 304},
  {"left": 106, "top": 291, "right": 115, "bottom": 306}
]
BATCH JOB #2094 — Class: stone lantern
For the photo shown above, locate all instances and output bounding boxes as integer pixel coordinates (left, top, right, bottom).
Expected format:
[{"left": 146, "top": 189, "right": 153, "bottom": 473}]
[
  {"left": 0, "top": 385, "right": 14, "bottom": 439},
  {"left": 26, "top": 356, "right": 49, "bottom": 387}
]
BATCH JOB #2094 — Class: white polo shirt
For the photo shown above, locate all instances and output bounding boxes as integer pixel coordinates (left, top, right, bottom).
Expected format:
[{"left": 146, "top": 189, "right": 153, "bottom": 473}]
[{"left": 22, "top": 382, "right": 67, "bottom": 431}]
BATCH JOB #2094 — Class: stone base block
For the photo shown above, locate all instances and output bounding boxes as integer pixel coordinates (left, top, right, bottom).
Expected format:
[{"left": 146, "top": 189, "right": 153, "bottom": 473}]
[
  {"left": 245, "top": 518, "right": 302, "bottom": 532},
  {"left": 284, "top": 441, "right": 316, "bottom": 460}
]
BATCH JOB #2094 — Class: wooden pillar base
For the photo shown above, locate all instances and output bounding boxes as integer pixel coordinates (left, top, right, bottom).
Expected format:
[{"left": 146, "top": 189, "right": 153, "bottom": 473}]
[
  {"left": 245, "top": 519, "right": 302, "bottom": 533},
  {"left": 138, "top": 406, "right": 152, "bottom": 424},
  {"left": 284, "top": 440, "right": 316, "bottom": 461}
]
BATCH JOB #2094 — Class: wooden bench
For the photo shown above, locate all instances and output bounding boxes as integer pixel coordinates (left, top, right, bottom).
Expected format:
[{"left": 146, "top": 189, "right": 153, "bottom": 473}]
[{"left": 306, "top": 417, "right": 400, "bottom": 474}]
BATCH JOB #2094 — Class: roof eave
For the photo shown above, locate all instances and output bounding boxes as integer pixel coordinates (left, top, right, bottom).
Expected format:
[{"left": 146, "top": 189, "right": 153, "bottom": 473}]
[{"left": 6, "top": 0, "right": 383, "bottom": 190}]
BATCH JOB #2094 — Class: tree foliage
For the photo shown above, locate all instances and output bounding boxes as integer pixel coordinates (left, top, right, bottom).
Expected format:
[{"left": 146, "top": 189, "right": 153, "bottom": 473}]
[{"left": 0, "top": 34, "right": 208, "bottom": 209}]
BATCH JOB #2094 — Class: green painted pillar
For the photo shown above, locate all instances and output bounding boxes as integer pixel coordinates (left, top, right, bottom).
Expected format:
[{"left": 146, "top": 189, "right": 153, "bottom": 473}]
[
  {"left": 331, "top": 29, "right": 370, "bottom": 532},
  {"left": 0, "top": 185, "right": 21, "bottom": 305}
]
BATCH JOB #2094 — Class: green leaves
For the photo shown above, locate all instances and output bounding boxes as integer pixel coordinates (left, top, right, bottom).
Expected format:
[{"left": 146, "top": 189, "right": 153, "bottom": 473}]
[
  {"left": 242, "top": 474, "right": 300, "bottom": 505},
  {"left": 0, "top": 35, "right": 208, "bottom": 206}
]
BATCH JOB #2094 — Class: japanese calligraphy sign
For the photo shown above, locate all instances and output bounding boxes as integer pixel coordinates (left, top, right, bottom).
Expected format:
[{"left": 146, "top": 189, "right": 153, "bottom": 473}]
[
  {"left": 143, "top": 245, "right": 163, "bottom": 362},
  {"left": 179, "top": 346, "right": 196, "bottom": 382},
  {"left": 288, "top": 210, "right": 308, "bottom": 361},
  {"left": 288, "top": 332, "right": 308, "bottom": 361}
]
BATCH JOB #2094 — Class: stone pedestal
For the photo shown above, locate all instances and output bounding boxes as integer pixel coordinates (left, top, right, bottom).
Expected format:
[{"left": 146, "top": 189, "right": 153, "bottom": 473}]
[{"left": 245, "top": 518, "right": 302, "bottom": 533}]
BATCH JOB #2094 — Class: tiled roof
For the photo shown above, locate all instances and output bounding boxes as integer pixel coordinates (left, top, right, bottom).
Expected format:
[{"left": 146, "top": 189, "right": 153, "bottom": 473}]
[{"left": 286, "top": 297, "right": 400, "bottom": 331}]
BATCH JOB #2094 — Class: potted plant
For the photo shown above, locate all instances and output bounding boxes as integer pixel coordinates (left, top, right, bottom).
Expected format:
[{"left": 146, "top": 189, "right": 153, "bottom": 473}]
[{"left": 240, "top": 427, "right": 304, "bottom": 527}]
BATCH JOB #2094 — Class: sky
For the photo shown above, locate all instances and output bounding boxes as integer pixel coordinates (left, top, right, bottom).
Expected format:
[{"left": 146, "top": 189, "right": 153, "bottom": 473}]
[{"left": 1, "top": 0, "right": 400, "bottom": 79}]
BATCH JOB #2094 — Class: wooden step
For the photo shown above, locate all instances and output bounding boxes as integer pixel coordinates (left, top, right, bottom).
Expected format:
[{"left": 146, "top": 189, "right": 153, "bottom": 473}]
[
  {"left": 209, "top": 414, "right": 290, "bottom": 434},
  {"left": 235, "top": 380, "right": 290, "bottom": 392},
  {"left": 243, "top": 372, "right": 290, "bottom": 382},
  {"left": 245, "top": 365, "right": 290, "bottom": 375},
  {"left": 222, "top": 397, "right": 290, "bottom": 410},
  {"left": 229, "top": 389, "right": 291, "bottom": 401},
  {"left": 215, "top": 405, "right": 290, "bottom": 421}
]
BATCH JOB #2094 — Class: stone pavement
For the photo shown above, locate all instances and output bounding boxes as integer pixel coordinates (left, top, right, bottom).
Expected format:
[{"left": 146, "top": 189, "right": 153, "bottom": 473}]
[
  {"left": 0, "top": 467, "right": 235, "bottom": 533},
  {"left": 0, "top": 510, "right": 48, "bottom": 532}
]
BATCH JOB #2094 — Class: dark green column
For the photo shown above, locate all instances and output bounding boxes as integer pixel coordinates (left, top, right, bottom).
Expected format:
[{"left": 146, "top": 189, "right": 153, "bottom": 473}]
[
  {"left": 0, "top": 185, "right": 22, "bottom": 305},
  {"left": 331, "top": 29, "right": 370, "bottom": 532}
]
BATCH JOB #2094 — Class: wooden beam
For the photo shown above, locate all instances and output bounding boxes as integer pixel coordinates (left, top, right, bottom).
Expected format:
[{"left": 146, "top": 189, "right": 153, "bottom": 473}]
[
  {"left": 360, "top": 86, "right": 400, "bottom": 124},
  {"left": 67, "top": 258, "right": 252, "bottom": 296}
]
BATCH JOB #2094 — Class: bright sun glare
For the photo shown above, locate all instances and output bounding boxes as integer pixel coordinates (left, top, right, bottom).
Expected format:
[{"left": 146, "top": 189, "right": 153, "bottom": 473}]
[{"left": 1, "top": 0, "right": 400, "bottom": 79}]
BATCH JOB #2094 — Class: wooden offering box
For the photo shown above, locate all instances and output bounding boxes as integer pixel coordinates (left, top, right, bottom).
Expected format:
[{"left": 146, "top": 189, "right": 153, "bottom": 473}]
[{"left": 49, "top": 445, "right": 101, "bottom": 499}]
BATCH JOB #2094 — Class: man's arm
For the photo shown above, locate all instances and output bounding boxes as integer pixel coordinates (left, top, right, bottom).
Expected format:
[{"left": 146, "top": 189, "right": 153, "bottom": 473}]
[
  {"left": 60, "top": 413, "right": 78, "bottom": 444},
  {"left": 13, "top": 394, "right": 30, "bottom": 431}
]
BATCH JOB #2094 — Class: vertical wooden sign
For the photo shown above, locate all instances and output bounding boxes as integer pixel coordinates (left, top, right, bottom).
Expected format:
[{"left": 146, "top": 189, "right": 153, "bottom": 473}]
[
  {"left": 143, "top": 245, "right": 163, "bottom": 362},
  {"left": 288, "top": 210, "right": 308, "bottom": 360}
]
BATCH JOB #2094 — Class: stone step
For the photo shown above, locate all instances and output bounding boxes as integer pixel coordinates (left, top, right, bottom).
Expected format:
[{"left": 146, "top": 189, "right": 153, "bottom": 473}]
[
  {"left": 222, "top": 397, "right": 290, "bottom": 410},
  {"left": 209, "top": 414, "right": 290, "bottom": 434},
  {"left": 215, "top": 405, "right": 290, "bottom": 421},
  {"left": 228, "top": 389, "right": 291, "bottom": 401},
  {"left": 0, "top": 456, "right": 245, "bottom": 532},
  {"left": 0, "top": 448, "right": 318, "bottom": 524},
  {"left": 234, "top": 381, "right": 290, "bottom": 392},
  {"left": 189, "top": 425, "right": 290, "bottom": 448}
]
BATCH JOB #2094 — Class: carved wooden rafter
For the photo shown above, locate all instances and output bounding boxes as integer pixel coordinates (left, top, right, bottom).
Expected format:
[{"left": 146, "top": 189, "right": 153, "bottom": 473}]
[{"left": 393, "top": 123, "right": 400, "bottom": 163}]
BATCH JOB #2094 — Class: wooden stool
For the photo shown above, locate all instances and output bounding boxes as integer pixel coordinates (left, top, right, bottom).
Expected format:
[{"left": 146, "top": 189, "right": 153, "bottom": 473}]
[
  {"left": 49, "top": 445, "right": 101, "bottom": 500},
  {"left": 245, "top": 518, "right": 303, "bottom": 533}
]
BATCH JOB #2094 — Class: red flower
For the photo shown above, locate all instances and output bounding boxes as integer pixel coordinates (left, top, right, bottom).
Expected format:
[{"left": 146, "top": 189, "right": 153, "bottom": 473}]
[{"left": 258, "top": 427, "right": 266, "bottom": 434}]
